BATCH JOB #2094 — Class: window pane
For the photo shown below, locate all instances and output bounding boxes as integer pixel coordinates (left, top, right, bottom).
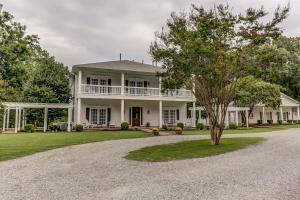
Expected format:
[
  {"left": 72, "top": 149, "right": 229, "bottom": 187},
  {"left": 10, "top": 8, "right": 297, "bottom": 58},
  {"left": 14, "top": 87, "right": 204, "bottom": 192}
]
[
  {"left": 99, "top": 109, "right": 106, "bottom": 125},
  {"left": 170, "top": 110, "right": 176, "bottom": 124},
  {"left": 91, "top": 109, "right": 98, "bottom": 124}
]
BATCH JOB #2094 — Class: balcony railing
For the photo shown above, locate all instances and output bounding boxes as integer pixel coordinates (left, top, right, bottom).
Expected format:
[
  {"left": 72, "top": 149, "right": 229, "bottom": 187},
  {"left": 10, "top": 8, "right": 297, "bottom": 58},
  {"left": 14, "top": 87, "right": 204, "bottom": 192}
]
[{"left": 80, "top": 84, "right": 193, "bottom": 98}]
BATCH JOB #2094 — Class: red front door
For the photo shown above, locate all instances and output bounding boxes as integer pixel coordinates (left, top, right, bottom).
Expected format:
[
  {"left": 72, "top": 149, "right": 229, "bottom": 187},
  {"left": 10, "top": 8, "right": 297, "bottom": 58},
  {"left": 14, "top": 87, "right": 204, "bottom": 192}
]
[{"left": 132, "top": 107, "right": 141, "bottom": 126}]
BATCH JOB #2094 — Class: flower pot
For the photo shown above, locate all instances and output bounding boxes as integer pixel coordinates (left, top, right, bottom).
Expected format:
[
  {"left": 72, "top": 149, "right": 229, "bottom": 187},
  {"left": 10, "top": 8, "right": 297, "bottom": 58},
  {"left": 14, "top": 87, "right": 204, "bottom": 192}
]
[
  {"left": 153, "top": 131, "right": 159, "bottom": 136},
  {"left": 175, "top": 130, "right": 182, "bottom": 135}
]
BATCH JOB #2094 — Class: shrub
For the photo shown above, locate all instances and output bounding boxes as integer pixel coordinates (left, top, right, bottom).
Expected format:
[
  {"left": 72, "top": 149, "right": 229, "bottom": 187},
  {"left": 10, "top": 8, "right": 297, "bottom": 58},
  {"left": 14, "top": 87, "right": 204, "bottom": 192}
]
[
  {"left": 162, "top": 124, "right": 168, "bottom": 130},
  {"left": 287, "top": 120, "right": 293, "bottom": 124},
  {"left": 49, "top": 123, "right": 59, "bottom": 132},
  {"left": 121, "top": 122, "right": 129, "bottom": 130},
  {"left": 257, "top": 120, "right": 263, "bottom": 125},
  {"left": 196, "top": 123, "right": 204, "bottom": 130},
  {"left": 293, "top": 120, "right": 298, "bottom": 124},
  {"left": 75, "top": 124, "right": 83, "bottom": 132},
  {"left": 228, "top": 123, "right": 238, "bottom": 130},
  {"left": 177, "top": 122, "right": 184, "bottom": 129},
  {"left": 175, "top": 127, "right": 183, "bottom": 135},
  {"left": 152, "top": 128, "right": 159, "bottom": 136},
  {"left": 267, "top": 120, "right": 273, "bottom": 125},
  {"left": 24, "top": 124, "right": 35, "bottom": 133},
  {"left": 277, "top": 120, "right": 282, "bottom": 124}
]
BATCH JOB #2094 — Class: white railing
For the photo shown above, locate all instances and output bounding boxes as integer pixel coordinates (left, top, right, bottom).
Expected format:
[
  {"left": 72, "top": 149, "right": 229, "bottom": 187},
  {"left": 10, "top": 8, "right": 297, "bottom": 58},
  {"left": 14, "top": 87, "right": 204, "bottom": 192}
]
[
  {"left": 80, "top": 84, "right": 193, "bottom": 98},
  {"left": 81, "top": 84, "right": 121, "bottom": 95}
]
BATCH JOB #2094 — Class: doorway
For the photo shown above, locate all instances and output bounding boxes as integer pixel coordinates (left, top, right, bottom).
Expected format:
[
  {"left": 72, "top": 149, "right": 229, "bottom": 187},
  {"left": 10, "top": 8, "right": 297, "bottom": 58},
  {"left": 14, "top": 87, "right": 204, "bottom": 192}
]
[{"left": 131, "top": 107, "right": 141, "bottom": 126}]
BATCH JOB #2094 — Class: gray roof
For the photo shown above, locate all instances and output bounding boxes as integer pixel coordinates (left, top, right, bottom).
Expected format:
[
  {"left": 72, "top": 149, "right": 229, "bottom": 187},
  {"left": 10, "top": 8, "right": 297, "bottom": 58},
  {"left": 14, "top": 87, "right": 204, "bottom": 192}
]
[{"left": 72, "top": 60, "right": 165, "bottom": 74}]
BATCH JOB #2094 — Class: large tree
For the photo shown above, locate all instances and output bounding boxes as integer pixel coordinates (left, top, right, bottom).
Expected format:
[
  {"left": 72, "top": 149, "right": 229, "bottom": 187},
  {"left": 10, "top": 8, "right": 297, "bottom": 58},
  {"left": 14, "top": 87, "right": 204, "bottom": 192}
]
[
  {"left": 0, "top": 10, "right": 39, "bottom": 102},
  {"left": 22, "top": 51, "right": 71, "bottom": 124},
  {"left": 150, "top": 4, "right": 289, "bottom": 145},
  {"left": 234, "top": 76, "right": 281, "bottom": 124}
]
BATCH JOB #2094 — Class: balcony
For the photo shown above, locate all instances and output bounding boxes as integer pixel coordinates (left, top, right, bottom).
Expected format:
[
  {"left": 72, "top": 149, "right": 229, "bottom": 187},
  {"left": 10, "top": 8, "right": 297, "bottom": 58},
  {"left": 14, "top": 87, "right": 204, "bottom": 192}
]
[{"left": 80, "top": 84, "right": 193, "bottom": 99}]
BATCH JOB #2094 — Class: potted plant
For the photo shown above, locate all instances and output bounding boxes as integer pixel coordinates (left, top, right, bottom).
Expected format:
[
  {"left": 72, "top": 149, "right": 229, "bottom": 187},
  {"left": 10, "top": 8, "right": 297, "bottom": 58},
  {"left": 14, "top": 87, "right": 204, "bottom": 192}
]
[
  {"left": 152, "top": 128, "right": 159, "bottom": 136},
  {"left": 175, "top": 127, "right": 183, "bottom": 135}
]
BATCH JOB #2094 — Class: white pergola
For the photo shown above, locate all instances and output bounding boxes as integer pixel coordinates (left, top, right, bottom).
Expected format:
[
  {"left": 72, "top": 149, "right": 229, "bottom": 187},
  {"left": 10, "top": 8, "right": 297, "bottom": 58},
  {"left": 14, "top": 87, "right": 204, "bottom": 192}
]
[{"left": 1, "top": 102, "right": 73, "bottom": 133}]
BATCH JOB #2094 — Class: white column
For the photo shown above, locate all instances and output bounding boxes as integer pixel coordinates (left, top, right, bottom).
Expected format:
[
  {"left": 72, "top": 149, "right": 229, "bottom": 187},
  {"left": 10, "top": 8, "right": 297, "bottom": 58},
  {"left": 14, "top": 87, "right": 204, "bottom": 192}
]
[
  {"left": 43, "top": 107, "right": 48, "bottom": 132},
  {"left": 159, "top": 100, "right": 163, "bottom": 128},
  {"left": 280, "top": 106, "right": 283, "bottom": 121},
  {"left": 246, "top": 110, "right": 249, "bottom": 128},
  {"left": 192, "top": 102, "right": 196, "bottom": 127},
  {"left": 6, "top": 108, "right": 10, "bottom": 130},
  {"left": 22, "top": 109, "right": 25, "bottom": 130},
  {"left": 262, "top": 106, "right": 265, "bottom": 124},
  {"left": 78, "top": 70, "right": 82, "bottom": 94},
  {"left": 158, "top": 76, "right": 162, "bottom": 97},
  {"left": 77, "top": 98, "right": 81, "bottom": 124},
  {"left": 297, "top": 106, "right": 300, "bottom": 120},
  {"left": 18, "top": 107, "right": 21, "bottom": 131},
  {"left": 2, "top": 108, "right": 6, "bottom": 131},
  {"left": 235, "top": 110, "right": 239, "bottom": 126},
  {"left": 121, "top": 99, "right": 124, "bottom": 123},
  {"left": 121, "top": 73, "right": 124, "bottom": 95},
  {"left": 15, "top": 108, "right": 18, "bottom": 133},
  {"left": 67, "top": 107, "right": 72, "bottom": 132},
  {"left": 225, "top": 111, "right": 229, "bottom": 128}
]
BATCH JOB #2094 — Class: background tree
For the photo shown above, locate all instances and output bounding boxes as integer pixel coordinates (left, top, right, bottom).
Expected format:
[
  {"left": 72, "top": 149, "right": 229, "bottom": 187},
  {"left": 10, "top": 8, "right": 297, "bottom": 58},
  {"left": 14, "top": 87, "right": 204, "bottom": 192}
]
[
  {"left": 22, "top": 51, "right": 71, "bottom": 125},
  {"left": 0, "top": 10, "right": 39, "bottom": 102},
  {"left": 234, "top": 76, "right": 281, "bottom": 124},
  {"left": 150, "top": 4, "right": 289, "bottom": 145}
]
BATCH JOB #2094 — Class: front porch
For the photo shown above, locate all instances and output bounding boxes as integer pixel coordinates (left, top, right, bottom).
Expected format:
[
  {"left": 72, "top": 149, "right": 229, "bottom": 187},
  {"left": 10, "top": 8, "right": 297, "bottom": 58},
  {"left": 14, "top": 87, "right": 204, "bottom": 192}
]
[{"left": 77, "top": 99, "right": 196, "bottom": 128}]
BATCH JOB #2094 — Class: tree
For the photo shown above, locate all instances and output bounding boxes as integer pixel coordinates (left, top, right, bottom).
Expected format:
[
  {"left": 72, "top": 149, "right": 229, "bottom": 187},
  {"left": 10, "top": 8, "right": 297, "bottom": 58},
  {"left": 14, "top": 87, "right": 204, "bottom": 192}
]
[
  {"left": 0, "top": 10, "right": 39, "bottom": 102},
  {"left": 22, "top": 51, "right": 71, "bottom": 124},
  {"left": 234, "top": 76, "right": 281, "bottom": 124},
  {"left": 150, "top": 4, "right": 289, "bottom": 145}
]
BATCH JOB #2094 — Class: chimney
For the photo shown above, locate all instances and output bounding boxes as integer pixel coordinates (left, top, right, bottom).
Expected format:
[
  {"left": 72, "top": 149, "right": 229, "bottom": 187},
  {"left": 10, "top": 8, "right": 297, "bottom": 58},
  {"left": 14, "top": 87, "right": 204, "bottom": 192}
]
[{"left": 119, "top": 53, "right": 122, "bottom": 61}]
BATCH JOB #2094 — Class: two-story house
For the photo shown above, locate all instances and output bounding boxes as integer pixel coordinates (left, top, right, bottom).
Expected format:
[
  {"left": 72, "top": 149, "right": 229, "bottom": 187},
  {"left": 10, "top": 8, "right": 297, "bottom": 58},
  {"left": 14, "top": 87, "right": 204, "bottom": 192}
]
[{"left": 71, "top": 60, "right": 196, "bottom": 128}]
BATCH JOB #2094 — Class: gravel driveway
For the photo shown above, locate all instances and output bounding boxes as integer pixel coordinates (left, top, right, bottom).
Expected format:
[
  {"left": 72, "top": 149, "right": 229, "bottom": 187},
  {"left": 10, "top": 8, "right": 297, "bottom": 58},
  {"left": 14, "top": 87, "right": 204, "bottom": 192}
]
[{"left": 0, "top": 129, "right": 300, "bottom": 200}]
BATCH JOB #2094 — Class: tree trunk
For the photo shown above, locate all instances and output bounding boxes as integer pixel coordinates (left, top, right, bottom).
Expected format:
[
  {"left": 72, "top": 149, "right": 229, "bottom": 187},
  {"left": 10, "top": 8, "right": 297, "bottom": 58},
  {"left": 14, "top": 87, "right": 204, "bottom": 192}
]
[{"left": 210, "top": 126, "right": 223, "bottom": 145}]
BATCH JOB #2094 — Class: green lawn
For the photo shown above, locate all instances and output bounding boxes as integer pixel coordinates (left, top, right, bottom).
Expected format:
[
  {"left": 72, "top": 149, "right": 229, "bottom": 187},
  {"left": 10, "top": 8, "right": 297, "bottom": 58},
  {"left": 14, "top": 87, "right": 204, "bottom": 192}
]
[
  {"left": 125, "top": 137, "right": 265, "bottom": 162},
  {"left": 182, "top": 124, "right": 300, "bottom": 135},
  {"left": 0, "top": 131, "right": 152, "bottom": 161}
]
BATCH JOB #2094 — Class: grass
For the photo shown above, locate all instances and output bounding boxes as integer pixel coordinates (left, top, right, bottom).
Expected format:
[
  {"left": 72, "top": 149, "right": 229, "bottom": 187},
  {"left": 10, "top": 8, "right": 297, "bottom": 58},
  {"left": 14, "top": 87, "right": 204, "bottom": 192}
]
[
  {"left": 182, "top": 124, "right": 300, "bottom": 135},
  {"left": 0, "top": 131, "right": 152, "bottom": 161},
  {"left": 125, "top": 137, "right": 265, "bottom": 162}
]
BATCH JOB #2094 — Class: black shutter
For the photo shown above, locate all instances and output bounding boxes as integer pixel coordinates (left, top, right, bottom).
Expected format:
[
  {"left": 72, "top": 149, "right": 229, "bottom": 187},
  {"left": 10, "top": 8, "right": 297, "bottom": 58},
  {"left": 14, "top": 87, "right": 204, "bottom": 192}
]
[
  {"left": 108, "top": 79, "right": 111, "bottom": 86},
  {"left": 86, "top": 108, "right": 90, "bottom": 121},
  {"left": 129, "top": 107, "right": 131, "bottom": 125},
  {"left": 260, "top": 112, "right": 262, "bottom": 120},
  {"left": 87, "top": 77, "right": 91, "bottom": 84},
  {"left": 176, "top": 109, "right": 180, "bottom": 121},
  {"left": 125, "top": 80, "right": 129, "bottom": 86},
  {"left": 107, "top": 108, "right": 111, "bottom": 126},
  {"left": 144, "top": 81, "right": 147, "bottom": 87}
]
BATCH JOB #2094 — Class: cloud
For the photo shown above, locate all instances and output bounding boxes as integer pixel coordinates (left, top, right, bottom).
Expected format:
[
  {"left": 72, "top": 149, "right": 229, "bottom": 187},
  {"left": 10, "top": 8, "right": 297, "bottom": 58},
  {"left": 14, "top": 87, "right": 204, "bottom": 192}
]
[{"left": 1, "top": 0, "right": 296, "bottom": 67}]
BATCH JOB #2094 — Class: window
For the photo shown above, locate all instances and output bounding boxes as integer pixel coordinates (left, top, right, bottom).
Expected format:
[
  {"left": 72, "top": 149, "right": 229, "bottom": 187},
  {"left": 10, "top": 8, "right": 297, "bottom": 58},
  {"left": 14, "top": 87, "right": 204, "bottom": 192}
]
[
  {"left": 91, "top": 109, "right": 98, "bottom": 124},
  {"left": 99, "top": 109, "right": 106, "bottom": 125},
  {"left": 163, "top": 109, "right": 176, "bottom": 124}
]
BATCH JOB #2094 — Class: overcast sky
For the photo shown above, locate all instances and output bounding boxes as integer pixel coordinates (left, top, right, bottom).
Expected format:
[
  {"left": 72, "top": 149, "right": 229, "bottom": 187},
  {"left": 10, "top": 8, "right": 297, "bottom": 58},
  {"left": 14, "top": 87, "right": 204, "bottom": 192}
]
[{"left": 1, "top": 0, "right": 298, "bottom": 67}]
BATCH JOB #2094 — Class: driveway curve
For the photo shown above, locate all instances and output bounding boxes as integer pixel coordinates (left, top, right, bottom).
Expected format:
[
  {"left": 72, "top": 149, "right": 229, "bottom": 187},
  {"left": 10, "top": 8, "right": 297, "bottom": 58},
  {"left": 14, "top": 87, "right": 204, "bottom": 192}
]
[{"left": 0, "top": 129, "right": 300, "bottom": 200}]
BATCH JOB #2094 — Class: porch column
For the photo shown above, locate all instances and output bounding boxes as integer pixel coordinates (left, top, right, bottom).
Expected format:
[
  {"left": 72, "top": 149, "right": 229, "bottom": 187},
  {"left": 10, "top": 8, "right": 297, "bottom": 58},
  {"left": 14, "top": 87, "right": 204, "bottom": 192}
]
[
  {"left": 297, "top": 106, "right": 300, "bottom": 120},
  {"left": 67, "top": 107, "right": 72, "bottom": 132},
  {"left": 280, "top": 106, "right": 283, "bottom": 121},
  {"left": 121, "top": 99, "right": 124, "bottom": 123},
  {"left": 121, "top": 73, "right": 124, "bottom": 95},
  {"left": 43, "top": 107, "right": 48, "bottom": 132},
  {"left": 159, "top": 100, "right": 163, "bottom": 128},
  {"left": 78, "top": 70, "right": 82, "bottom": 94},
  {"left": 246, "top": 109, "right": 249, "bottom": 128},
  {"left": 2, "top": 108, "right": 6, "bottom": 131},
  {"left": 158, "top": 76, "right": 162, "bottom": 97},
  {"left": 6, "top": 108, "right": 10, "bottom": 130},
  {"left": 17, "top": 107, "right": 21, "bottom": 131},
  {"left": 192, "top": 102, "right": 196, "bottom": 127},
  {"left": 22, "top": 109, "right": 25, "bottom": 130},
  {"left": 235, "top": 109, "right": 239, "bottom": 126},
  {"left": 77, "top": 98, "right": 81, "bottom": 124},
  {"left": 262, "top": 106, "right": 265, "bottom": 124},
  {"left": 15, "top": 108, "right": 18, "bottom": 133}
]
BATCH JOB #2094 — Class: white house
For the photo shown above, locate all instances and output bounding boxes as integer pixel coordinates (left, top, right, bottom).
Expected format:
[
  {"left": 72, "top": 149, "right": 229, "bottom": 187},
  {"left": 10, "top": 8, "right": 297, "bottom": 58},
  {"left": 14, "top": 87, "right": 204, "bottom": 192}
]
[{"left": 71, "top": 60, "right": 197, "bottom": 128}]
